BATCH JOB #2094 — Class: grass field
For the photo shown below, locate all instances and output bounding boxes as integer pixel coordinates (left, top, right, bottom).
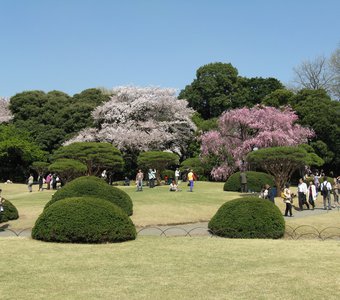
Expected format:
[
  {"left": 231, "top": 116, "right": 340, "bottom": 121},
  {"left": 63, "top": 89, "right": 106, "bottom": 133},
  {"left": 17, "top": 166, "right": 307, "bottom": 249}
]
[
  {"left": 2, "top": 181, "right": 340, "bottom": 231},
  {"left": 1, "top": 182, "right": 240, "bottom": 229},
  {"left": 1, "top": 237, "right": 340, "bottom": 299},
  {"left": 1, "top": 181, "right": 340, "bottom": 299}
]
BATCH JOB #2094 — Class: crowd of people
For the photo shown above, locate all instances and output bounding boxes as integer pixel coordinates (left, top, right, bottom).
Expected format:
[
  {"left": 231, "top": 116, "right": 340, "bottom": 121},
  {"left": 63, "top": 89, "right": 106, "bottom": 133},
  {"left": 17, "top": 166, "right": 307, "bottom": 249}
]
[
  {"left": 240, "top": 171, "right": 340, "bottom": 217},
  {"left": 133, "top": 168, "right": 195, "bottom": 192},
  {"left": 26, "top": 173, "right": 62, "bottom": 192},
  {"left": 279, "top": 175, "right": 339, "bottom": 217}
]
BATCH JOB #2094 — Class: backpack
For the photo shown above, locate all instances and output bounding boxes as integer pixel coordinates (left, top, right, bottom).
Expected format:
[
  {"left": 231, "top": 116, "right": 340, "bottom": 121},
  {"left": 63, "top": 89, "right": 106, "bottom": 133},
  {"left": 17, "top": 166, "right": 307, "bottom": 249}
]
[{"left": 322, "top": 182, "right": 329, "bottom": 196}]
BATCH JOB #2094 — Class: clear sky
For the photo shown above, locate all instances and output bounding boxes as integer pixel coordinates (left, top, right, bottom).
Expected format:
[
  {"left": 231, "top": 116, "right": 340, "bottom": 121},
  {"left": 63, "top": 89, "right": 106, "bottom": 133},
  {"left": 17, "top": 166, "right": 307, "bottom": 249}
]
[{"left": 1, "top": 0, "right": 339, "bottom": 97}]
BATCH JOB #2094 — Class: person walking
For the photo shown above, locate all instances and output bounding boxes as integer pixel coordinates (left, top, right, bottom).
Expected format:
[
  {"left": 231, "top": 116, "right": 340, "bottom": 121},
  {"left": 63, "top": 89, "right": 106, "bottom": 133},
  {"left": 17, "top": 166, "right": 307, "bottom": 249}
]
[
  {"left": 45, "top": 173, "right": 52, "bottom": 190},
  {"left": 38, "top": 174, "right": 44, "bottom": 191},
  {"left": 240, "top": 171, "right": 247, "bottom": 193},
  {"left": 297, "top": 178, "right": 309, "bottom": 210},
  {"left": 0, "top": 189, "right": 5, "bottom": 214},
  {"left": 187, "top": 169, "right": 194, "bottom": 192},
  {"left": 333, "top": 177, "right": 339, "bottom": 207},
  {"left": 282, "top": 183, "right": 293, "bottom": 217},
  {"left": 136, "top": 170, "right": 144, "bottom": 191},
  {"left": 175, "top": 168, "right": 180, "bottom": 184},
  {"left": 313, "top": 173, "right": 320, "bottom": 195},
  {"left": 306, "top": 181, "right": 317, "bottom": 210},
  {"left": 321, "top": 176, "right": 332, "bottom": 210},
  {"left": 148, "top": 169, "right": 156, "bottom": 188},
  {"left": 27, "top": 174, "right": 34, "bottom": 192}
]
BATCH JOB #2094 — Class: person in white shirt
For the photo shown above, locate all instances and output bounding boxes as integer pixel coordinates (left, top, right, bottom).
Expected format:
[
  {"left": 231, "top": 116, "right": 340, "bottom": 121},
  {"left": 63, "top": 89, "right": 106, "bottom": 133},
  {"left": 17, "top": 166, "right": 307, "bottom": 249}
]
[
  {"left": 321, "top": 176, "right": 332, "bottom": 210},
  {"left": 175, "top": 168, "right": 180, "bottom": 184},
  {"left": 306, "top": 181, "right": 317, "bottom": 210},
  {"left": 298, "top": 178, "right": 309, "bottom": 211},
  {"left": 169, "top": 180, "right": 178, "bottom": 192}
]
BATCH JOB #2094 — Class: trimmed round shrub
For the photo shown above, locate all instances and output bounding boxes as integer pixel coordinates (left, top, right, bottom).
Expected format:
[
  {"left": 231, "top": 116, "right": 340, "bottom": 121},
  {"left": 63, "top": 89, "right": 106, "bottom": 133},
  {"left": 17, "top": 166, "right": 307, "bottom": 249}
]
[
  {"left": 0, "top": 199, "right": 19, "bottom": 223},
  {"left": 208, "top": 197, "right": 285, "bottom": 239},
  {"left": 223, "top": 171, "right": 275, "bottom": 192},
  {"left": 32, "top": 197, "right": 136, "bottom": 243},
  {"left": 45, "top": 176, "right": 133, "bottom": 215}
]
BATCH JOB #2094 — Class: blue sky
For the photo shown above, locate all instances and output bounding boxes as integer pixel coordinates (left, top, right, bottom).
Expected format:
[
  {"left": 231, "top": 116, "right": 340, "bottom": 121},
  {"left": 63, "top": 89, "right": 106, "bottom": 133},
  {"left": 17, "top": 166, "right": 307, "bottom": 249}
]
[{"left": 1, "top": 0, "right": 339, "bottom": 97}]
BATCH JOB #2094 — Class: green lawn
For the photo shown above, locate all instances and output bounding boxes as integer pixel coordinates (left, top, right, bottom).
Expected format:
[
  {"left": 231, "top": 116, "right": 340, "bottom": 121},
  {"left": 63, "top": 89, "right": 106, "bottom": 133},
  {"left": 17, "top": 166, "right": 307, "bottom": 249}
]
[
  {"left": 1, "top": 182, "right": 340, "bottom": 299},
  {"left": 1, "top": 237, "right": 340, "bottom": 299},
  {"left": 1, "top": 182, "right": 240, "bottom": 229},
  {"left": 2, "top": 182, "right": 340, "bottom": 231}
]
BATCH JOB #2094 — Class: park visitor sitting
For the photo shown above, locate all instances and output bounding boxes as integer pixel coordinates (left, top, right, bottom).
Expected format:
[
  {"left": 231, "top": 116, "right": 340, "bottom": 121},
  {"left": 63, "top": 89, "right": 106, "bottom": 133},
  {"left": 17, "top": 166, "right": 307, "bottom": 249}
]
[{"left": 169, "top": 180, "right": 179, "bottom": 192}]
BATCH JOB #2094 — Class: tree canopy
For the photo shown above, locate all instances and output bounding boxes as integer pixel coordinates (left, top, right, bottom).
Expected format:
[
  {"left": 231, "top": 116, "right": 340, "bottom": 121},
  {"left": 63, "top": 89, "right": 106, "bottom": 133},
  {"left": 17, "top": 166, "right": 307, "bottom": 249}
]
[
  {"left": 48, "top": 159, "right": 87, "bottom": 182},
  {"left": 8, "top": 88, "right": 109, "bottom": 152},
  {"left": 179, "top": 62, "right": 283, "bottom": 119},
  {"left": 0, "top": 97, "right": 13, "bottom": 123},
  {"left": 67, "top": 86, "right": 197, "bottom": 157},
  {"left": 52, "top": 142, "right": 124, "bottom": 176},
  {"left": 201, "top": 105, "right": 314, "bottom": 180},
  {"left": 247, "top": 146, "right": 323, "bottom": 195},
  {"left": 0, "top": 124, "right": 46, "bottom": 182}
]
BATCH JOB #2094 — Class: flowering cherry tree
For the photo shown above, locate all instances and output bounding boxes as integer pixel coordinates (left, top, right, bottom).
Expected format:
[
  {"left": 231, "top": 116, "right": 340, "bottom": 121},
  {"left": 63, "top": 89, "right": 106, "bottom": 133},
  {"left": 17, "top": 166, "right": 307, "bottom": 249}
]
[
  {"left": 201, "top": 105, "right": 314, "bottom": 180},
  {"left": 0, "top": 97, "right": 13, "bottom": 123},
  {"left": 66, "top": 87, "right": 196, "bottom": 156}
]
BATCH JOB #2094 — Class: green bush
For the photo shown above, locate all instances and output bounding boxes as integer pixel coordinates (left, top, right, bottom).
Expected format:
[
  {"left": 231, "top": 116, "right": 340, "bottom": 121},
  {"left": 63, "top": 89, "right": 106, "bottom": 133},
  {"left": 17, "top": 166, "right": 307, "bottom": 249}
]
[
  {"left": 32, "top": 197, "right": 136, "bottom": 243},
  {"left": 45, "top": 176, "right": 133, "bottom": 215},
  {"left": 0, "top": 199, "right": 19, "bottom": 223},
  {"left": 223, "top": 171, "right": 275, "bottom": 192},
  {"left": 208, "top": 197, "right": 285, "bottom": 239}
]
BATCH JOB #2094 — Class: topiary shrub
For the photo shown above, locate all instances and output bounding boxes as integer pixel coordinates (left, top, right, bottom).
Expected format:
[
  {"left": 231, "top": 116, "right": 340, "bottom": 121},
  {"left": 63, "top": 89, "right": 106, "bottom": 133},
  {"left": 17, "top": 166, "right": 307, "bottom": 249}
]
[
  {"left": 223, "top": 171, "right": 275, "bottom": 192},
  {"left": 0, "top": 199, "right": 19, "bottom": 223},
  {"left": 32, "top": 197, "right": 136, "bottom": 243},
  {"left": 45, "top": 176, "right": 133, "bottom": 215},
  {"left": 208, "top": 197, "right": 285, "bottom": 239}
]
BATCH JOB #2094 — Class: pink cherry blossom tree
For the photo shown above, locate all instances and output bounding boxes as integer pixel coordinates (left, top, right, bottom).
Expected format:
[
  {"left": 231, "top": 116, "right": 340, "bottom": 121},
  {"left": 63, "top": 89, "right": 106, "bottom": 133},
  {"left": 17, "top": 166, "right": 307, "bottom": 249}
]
[
  {"left": 0, "top": 97, "right": 13, "bottom": 123},
  {"left": 66, "top": 86, "right": 196, "bottom": 157},
  {"left": 201, "top": 105, "right": 314, "bottom": 180}
]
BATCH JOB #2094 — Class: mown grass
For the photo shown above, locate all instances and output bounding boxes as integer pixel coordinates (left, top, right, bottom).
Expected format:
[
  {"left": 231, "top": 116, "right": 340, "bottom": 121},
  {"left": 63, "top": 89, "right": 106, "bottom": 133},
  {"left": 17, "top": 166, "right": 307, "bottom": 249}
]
[
  {"left": 1, "top": 182, "right": 340, "bottom": 299},
  {"left": 1, "top": 182, "right": 239, "bottom": 229},
  {"left": 1, "top": 237, "right": 340, "bottom": 300},
  {"left": 1, "top": 182, "right": 340, "bottom": 231}
]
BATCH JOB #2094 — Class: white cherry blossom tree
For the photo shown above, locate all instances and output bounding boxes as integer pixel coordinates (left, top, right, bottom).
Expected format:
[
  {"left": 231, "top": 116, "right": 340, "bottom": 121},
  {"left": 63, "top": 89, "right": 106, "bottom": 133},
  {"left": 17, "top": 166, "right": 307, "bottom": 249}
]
[
  {"left": 0, "top": 97, "right": 13, "bottom": 123},
  {"left": 66, "top": 86, "right": 197, "bottom": 157}
]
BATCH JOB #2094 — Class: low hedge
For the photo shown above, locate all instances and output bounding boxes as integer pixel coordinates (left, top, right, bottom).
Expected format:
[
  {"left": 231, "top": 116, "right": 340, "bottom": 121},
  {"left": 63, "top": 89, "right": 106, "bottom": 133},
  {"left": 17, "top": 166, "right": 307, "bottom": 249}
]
[
  {"left": 32, "top": 197, "right": 136, "bottom": 243},
  {"left": 0, "top": 199, "right": 19, "bottom": 223},
  {"left": 44, "top": 176, "right": 133, "bottom": 216},
  {"left": 224, "top": 171, "right": 275, "bottom": 192},
  {"left": 208, "top": 197, "right": 285, "bottom": 239}
]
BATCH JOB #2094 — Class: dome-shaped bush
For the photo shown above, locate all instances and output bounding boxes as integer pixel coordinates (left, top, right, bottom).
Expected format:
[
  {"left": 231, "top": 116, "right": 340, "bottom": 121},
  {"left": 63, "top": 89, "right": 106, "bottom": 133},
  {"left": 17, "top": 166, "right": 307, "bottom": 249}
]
[
  {"left": 0, "top": 199, "right": 19, "bottom": 223},
  {"left": 208, "top": 197, "right": 285, "bottom": 239},
  {"left": 45, "top": 176, "right": 133, "bottom": 215},
  {"left": 223, "top": 171, "right": 275, "bottom": 192},
  {"left": 32, "top": 197, "right": 136, "bottom": 243}
]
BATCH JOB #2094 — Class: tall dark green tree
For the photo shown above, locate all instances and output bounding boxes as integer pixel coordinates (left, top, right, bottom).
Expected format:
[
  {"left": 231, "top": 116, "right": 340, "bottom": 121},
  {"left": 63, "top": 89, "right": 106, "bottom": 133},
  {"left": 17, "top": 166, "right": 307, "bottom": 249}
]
[
  {"left": 179, "top": 62, "right": 238, "bottom": 119},
  {"left": 233, "top": 77, "right": 284, "bottom": 108},
  {"left": 179, "top": 62, "right": 283, "bottom": 119},
  {"left": 0, "top": 124, "right": 46, "bottom": 182},
  {"left": 9, "top": 88, "right": 110, "bottom": 152},
  {"left": 289, "top": 89, "right": 340, "bottom": 171}
]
